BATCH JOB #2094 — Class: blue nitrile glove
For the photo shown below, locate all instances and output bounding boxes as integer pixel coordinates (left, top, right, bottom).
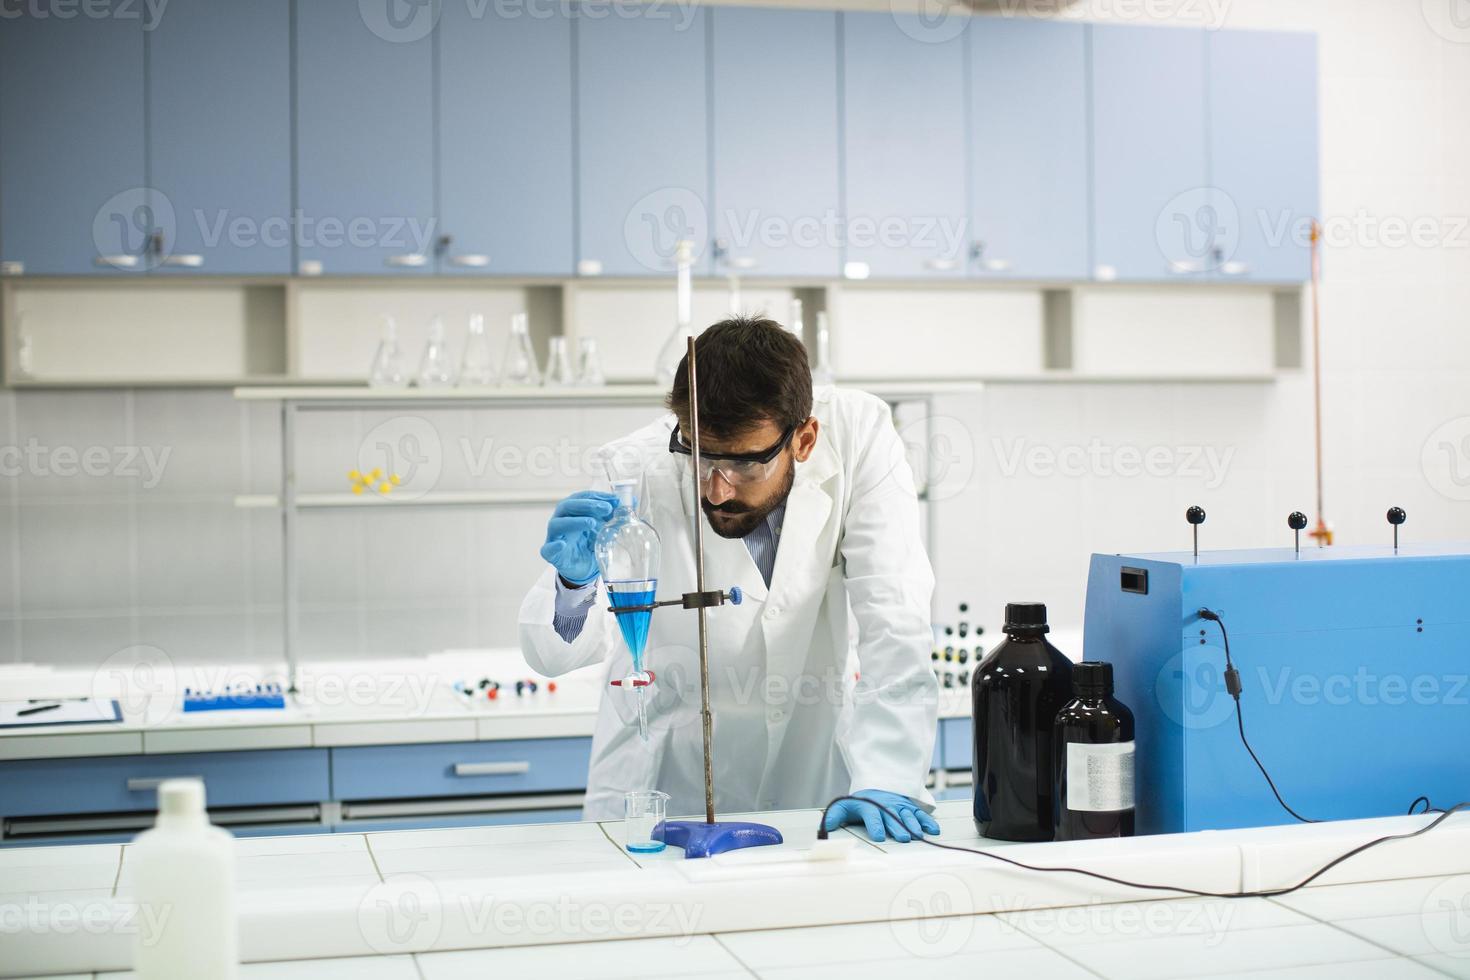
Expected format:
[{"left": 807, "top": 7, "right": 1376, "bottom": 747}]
[
  {"left": 539, "top": 491, "right": 619, "bottom": 586},
  {"left": 823, "top": 789, "right": 941, "bottom": 844}
]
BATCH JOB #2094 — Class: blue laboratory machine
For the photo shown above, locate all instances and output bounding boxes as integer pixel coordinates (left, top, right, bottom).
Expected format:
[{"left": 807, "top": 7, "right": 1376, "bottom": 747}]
[{"left": 1084, "top": 532, "right": 1470, "bottom": 835}]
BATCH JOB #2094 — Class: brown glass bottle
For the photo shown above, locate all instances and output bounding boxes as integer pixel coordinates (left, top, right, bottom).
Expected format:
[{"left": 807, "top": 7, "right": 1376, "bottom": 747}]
[
  {"left": 1053, "top": 661, "right": 1136, "bottom": 841},
  {"left": 972, "top": 602, "right": 1074, "bottom": 842}
]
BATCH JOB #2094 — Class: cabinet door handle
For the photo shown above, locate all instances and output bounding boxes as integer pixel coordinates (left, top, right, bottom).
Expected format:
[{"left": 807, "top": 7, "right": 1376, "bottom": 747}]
[
  {"left": 1220, "top": 261, "right": 1250, "bottom": 277},
  {"left": 385, "top": 254, "right": 427, "bottom": 268},
  {"left": 577, "top": 259, "right": 603, "bottom": 277},
  {"left": 842, "top": 261, "right": 870, "bottom": 280},
  {"left": 163, "top": 254, "right": 204, "bottom": 268},
  {"left": 127, "top": 776, "right": 202, "bottom": 792},
  {"left": 925, "top": 257, "right": 959, "bottom": 272},
  {"left": 452, "top": 761, "right": 530, "bottom": 777},
  {"left": 980, "top": 257, "right": 1012, "bottom": 273},
  {"left": 1168, "top": 259, "right": 1207, "bottom": 275},
  {"left": 449, "top": 254, "right": 490, "bottom": 268},
  {"left": 724, "top": 255, "right": 758, "bottom": 271},
  {"left": 95, "top": 255, "right": 140, "bottom": 269},
  {"left": 1, "top": 261, "right": 23, "bottom": 275}
]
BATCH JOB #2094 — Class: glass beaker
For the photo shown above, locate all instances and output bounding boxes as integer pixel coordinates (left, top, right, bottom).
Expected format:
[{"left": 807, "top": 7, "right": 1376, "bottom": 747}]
[
  {"left": 418, "top": 314, "right": 456, "bottom": 388},
  {"left": 459, "top": 313, "right": 496, "bottom": 387},
  {"left": 368, "top": 315, "right": 410, "bottom": 388},
  {"left": 500, "top": 312, "right": 541, "bottom": 386},
  {"left": 544, "top": 336, "right": 575, "bottom": 387},
  {"left": 625, "top": 790, "right": 669, "bottom": 853}
]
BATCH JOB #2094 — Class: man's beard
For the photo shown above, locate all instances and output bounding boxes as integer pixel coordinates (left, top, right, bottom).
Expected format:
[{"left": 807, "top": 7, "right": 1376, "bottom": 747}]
[{"left": 700, "top": 461, "right": 796, "bottom": 539}]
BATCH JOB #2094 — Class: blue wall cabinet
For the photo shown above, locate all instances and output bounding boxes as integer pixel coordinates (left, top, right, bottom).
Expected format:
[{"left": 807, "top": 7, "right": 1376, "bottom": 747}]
[
  {"left": 295, "top": 0, "right": 436, "bottom": 275},
  {"left": 575, "top": 7, "right": 710, "bottom": 277},
  {"left": 150, "top": 0, "right": 292, "bottom": 275},
  {"left": 709, "top": 8, "right": 841, "bottom": 279},
  {"left": 438, "top": 3, "right": 575, "bottom": 276},
  {"left": 840, "top": 13, "right": 969, "bottom": 280},
  {"left": 1208, "top": 30, "right": 1319, "bottom": 283},
  {"left": 1089, "top": 24, "right": 1209, "bottom": 282},
  {"left": 0, "top": 13, "right": 145, "bottom": 275},
  {"left": 968, "top": 19, "right": 1089, "bottom": 281}
]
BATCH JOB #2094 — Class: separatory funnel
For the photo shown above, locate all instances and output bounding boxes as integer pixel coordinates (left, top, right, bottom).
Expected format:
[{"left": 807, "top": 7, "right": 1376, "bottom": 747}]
[{"left": 596, "top": 479, "right": 660, "bottom": 741}]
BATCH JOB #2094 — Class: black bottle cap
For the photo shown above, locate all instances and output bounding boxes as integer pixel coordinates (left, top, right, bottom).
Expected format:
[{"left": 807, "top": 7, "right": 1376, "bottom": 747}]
[
  {"left": 1073, "top": 661, "right": 1114, "bottom": 696},
  {"left": 1003, "top": 602, "right": 1050, "bottom": 634}
]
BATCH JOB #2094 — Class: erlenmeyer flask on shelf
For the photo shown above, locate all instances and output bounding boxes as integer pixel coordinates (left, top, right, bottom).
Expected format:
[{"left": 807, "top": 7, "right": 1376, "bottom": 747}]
[
  {"left": 500, "top": 312, "right": 541, "bottom": 386},
  {"left": 418, "top": 315, "right": 456, "bottom": 388},
  {"left": 544, "top": 336, "right": 575, "bottom": 387},
  {"left": 576, "top": 337, "right": 606, "bottom": 387},
  {"left": 368, "top": 315, "right": 410, "bottom": 388},
  {"left": 596, "top": 479, "right": 661, "bottom": 742},
  {"left": 459, "top": 313, "right": 496, "bottom": 387},
  {"left": 812, "top": 310, "right": 836, "bottom": 386},
  {"left": 788, "top": 297, "right": 805, "bottom": 339}
]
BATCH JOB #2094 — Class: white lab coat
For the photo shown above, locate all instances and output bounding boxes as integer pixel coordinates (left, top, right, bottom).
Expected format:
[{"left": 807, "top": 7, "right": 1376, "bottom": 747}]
[{"left": 518, "top": 386, "right": 938, "bottom": 820}]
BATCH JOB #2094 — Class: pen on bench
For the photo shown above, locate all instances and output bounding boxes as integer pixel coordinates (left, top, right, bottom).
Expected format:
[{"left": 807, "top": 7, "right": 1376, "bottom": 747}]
[{"left": 17, "top": 703, "right": 61, "bottom": 717}]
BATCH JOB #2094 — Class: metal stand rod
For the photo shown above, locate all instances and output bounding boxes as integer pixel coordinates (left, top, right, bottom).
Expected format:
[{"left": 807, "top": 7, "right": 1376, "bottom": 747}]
[{"left": 686, "top": 336, "right": 717, "bottom": 826}]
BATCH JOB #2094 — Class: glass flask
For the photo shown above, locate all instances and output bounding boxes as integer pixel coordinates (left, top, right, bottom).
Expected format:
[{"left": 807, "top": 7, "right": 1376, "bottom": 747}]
[
  {"left": 576, "top": 337, "right": 606, "bottom": 387},
  {"left": 812, "top": 311, "right": 836, "bottom": 385},
  {"left": 14, "top": 316, "right": 34, "bottom": 379},
  {"left": 458, "top": 312, "right": 496, "bottom": 387},
  {"left": 368, "top": 314, "right": 410, "bottom": 388},
  {"left": 596, "top": 479, "right": 661, "bottom": 741},
  {"left": 624, "top": 790, "right": 669, "bottom": 853},
  {"left": 544, "top": 336, "right": 575, "bottom": 387},
  {"left": 417, "top": 315, "right": 456, "bottom": 388},
  {"left": 788, "top": 296, "right": 805, "bottom": 339},
  {"left": 500, "top": 312, "right": 541, "bottom": 386}
]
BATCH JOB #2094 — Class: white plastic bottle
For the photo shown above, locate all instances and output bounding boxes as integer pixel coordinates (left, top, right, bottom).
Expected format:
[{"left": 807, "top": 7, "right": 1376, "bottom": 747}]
[{"left": 131, "top": 779, "right": 238, "bottom": 980}]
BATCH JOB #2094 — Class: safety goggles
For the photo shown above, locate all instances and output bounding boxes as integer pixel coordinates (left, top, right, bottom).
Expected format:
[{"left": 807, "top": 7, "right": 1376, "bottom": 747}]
[{"left": 668, "top": 423, "right": 797, "bottom": 486}]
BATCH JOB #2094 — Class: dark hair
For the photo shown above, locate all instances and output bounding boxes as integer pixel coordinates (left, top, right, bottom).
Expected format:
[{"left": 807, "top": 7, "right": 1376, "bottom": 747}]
[{"left": 666, "top": 315, "right": 813, "bottom": 440}]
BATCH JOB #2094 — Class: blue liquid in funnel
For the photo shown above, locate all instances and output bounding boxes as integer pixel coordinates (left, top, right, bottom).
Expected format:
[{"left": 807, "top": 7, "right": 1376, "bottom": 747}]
[{"left": 608, "top": 579, "right": 656, "bottom": 667}]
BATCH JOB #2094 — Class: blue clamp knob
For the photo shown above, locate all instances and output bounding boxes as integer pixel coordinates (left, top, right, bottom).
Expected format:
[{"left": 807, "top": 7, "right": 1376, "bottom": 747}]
[{"left": 728, "top": 586, "right": 742, "bottom": 606}]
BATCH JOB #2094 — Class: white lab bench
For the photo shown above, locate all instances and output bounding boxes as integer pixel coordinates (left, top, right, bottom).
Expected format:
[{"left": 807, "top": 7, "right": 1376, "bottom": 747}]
[
  {"left": 4, "top": 799, "right": 1469, "bottom": 978},
  {"left": 0, "top": 650, "right": 979, "bottom": 843}
]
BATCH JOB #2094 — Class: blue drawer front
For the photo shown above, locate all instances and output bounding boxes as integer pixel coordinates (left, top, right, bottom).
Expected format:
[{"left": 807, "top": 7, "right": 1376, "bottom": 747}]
[
  {"left": 940, "top": 718, "right": 974, "bottom": 772},
  {"left": 0, "top": 749, "right": 330, "bottom": 818},
  {"left": 331, "top": 738, "right": 593, "bottom": 801}
]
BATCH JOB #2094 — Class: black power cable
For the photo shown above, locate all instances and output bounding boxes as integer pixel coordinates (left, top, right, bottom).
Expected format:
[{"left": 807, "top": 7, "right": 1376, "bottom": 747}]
[
  {"left": 1198, "top": 608, "right": 1319, "bottom": 824},
  {"left": 814, "top": 795, "right": 1469, "bottom": 900}
]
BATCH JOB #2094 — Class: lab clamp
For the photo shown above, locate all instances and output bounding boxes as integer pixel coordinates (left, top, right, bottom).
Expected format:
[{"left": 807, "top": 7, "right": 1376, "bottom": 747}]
[{"left": 598, "top": 337, "right": 783, "bottom": 858}]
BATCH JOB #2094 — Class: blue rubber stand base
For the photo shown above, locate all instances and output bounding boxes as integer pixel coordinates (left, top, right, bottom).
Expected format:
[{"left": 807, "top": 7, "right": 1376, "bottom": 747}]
[{"left": 659, "top": 820, "right": 783, "bottom": 859}]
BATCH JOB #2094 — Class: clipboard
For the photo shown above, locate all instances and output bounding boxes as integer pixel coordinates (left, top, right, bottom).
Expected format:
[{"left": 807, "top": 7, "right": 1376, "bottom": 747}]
[{"left": 0, "top": 698, "right": 123, "bottom": 728}]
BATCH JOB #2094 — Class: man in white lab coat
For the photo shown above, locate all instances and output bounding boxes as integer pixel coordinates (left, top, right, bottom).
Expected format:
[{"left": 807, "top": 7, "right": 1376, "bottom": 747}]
[{"left": 519, "top": 316, "right": 940, "bottom": 842}]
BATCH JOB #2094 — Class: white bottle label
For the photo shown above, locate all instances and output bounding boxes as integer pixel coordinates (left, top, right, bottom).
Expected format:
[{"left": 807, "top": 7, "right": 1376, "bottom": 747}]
[{"left": 1067, "top": 740, "right": 1135, "bottom": 812}]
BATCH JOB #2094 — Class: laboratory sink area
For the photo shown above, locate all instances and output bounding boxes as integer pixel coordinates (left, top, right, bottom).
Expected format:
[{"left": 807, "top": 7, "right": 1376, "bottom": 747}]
[{"left": 6, "top": 0, "right": 1470, "bottom": 976}]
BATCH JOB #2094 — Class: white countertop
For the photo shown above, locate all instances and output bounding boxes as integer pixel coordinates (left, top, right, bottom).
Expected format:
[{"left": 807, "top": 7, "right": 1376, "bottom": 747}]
[
  {"left": 5, "top": 799, "right": 1469, "bottom": 978},
  {"left": 0, "top": 649, "right": 977, "bottom": 761}
]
